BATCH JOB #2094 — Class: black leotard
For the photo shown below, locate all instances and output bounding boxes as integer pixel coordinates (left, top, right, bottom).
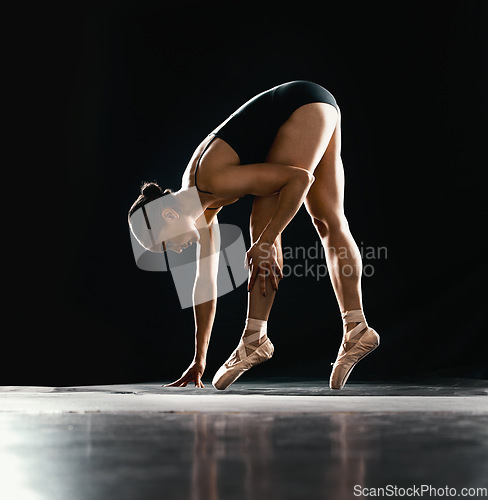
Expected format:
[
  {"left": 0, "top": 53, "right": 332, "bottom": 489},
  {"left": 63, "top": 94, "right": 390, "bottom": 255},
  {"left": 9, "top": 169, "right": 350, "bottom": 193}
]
[{"left": 195, "top": 80, "right": 338, "bottom": 196}]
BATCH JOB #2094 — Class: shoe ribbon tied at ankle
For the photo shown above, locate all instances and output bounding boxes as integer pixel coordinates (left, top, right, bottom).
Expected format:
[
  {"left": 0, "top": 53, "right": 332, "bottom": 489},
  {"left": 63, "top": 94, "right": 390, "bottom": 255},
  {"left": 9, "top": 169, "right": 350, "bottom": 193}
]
[
  {"left": 235, "top": 318, "right": 267, "bottom": 362},
  {"left": 340, "top": 309, "right": 368, "bottom": 350}
]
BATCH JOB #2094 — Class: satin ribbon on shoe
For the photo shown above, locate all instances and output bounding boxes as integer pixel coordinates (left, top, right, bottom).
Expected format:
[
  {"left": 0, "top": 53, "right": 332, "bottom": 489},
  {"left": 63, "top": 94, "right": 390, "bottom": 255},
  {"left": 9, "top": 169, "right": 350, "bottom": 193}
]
[
  {"left": 212, "top": 318, "right": 274, "bottom": 390},
  {"left": 228, "top": 318, "right": 268, "bottom": 366},
  {"left": 329, "top": 309, "right": 380, "bottom": 390}
]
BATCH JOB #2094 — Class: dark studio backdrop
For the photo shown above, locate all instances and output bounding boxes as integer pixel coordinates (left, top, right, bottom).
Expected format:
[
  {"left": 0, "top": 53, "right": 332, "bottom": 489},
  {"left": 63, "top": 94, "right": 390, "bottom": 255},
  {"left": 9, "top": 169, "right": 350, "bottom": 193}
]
[{"left": 5, "top": 1, "right": 486, "bottom": 386}]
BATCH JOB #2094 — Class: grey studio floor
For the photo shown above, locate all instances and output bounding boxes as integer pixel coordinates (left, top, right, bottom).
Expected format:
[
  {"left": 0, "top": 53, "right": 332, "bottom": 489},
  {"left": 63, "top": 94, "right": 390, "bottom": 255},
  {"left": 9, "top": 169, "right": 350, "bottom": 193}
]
[{"left": 1, "top": 378, "right": 487, "bottom": 500}]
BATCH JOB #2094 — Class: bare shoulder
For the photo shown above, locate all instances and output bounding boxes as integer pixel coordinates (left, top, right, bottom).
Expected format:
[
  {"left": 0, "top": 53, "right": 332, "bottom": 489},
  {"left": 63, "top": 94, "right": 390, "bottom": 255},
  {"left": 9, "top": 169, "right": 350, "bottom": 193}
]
[{"left": 182, "top": 135, "right": 239, "bottom": 192}]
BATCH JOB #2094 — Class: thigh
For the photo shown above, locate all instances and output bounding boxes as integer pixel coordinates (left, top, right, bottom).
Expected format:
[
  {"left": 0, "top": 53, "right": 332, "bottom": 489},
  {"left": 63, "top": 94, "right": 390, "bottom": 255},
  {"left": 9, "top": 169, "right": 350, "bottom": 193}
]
[
  {"left": 250, "top": 103, "right": 338, "bottom": 256},
  {"left": 265, "top": 102, "right": 338, "bottom": 172},
  {"left": 305, "top": 108, "right": 346, "bottom": 222}
]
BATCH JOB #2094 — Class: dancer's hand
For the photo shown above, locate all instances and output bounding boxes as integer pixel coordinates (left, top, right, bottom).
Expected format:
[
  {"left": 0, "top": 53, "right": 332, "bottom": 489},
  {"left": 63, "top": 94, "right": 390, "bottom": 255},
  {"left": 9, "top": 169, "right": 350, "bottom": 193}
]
[
  {"left": 246, "top": 239, "right": 283, "bottom": 295},
  {"left": 164, "top": 359, "right": 206, "bottom": 388}
]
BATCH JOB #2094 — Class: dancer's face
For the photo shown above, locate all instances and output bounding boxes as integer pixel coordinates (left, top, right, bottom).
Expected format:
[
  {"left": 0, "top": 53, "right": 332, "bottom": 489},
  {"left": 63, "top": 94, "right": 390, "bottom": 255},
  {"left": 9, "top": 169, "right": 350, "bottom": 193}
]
[{"left": 162, "top": 214, "right": 200, "bottom": 253}]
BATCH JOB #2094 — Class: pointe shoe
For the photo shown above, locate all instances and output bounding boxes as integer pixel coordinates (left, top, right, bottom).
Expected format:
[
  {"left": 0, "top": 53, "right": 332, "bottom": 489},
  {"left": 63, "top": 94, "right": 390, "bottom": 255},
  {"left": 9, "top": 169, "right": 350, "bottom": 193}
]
[
  {"left": 330, "top": 309, "right": 380, "bottom": 390},
  {"left": 212, "top": 322, "right": 274, "bottom": 390}
]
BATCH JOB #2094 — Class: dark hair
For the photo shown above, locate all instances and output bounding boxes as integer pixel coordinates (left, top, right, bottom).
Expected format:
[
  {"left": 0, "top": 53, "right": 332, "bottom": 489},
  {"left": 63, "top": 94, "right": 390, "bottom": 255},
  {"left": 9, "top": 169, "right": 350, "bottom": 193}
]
[{"left": 128, "top": 181, "right": 173, "bottom": 220}]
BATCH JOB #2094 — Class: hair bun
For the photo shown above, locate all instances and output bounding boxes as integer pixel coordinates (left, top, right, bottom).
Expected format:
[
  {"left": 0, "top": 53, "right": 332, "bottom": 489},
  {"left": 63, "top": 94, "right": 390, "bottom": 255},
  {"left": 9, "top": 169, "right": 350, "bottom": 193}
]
[{"left": 141, "top": 182, "right": 163, "bottom": 199}]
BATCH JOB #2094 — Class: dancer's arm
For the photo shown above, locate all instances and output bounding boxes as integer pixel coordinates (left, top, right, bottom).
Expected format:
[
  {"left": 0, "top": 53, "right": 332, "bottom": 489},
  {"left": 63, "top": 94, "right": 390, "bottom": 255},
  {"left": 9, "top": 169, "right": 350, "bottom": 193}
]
[
  {"left": 209, "top": 163, "right": 314, "bottom": 238},
  {"left": 209, "top": 163, "right": 314, "bottom": 293},
  {"left": 165, "top": 211, "right": 220, "bottom": 387},
  {"left": 192, "top": 213, "right": 220, "bottom": 366}
]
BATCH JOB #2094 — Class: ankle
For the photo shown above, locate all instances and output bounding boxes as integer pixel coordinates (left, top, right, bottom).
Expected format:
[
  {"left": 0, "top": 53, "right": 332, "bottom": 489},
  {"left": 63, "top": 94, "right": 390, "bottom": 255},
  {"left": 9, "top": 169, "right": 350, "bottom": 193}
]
[
  {"left": 243, "top": 333, "right": 268, "bottom": 347},
  {"left": 242, "top": 317, "right": 268, "bottom": 344},
  {"left": 341, "top": 309, "right": 367, "bottom": 334},
  {"left": 345, "top": 321, "right": 359, "bottom": 333}
]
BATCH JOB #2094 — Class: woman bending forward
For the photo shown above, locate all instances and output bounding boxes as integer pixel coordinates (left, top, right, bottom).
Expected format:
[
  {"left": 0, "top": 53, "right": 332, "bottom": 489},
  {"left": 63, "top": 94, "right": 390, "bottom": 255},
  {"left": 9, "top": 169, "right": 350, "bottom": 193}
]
[{"left": 128, "top": 81, "right": 380, "bottom": 390}]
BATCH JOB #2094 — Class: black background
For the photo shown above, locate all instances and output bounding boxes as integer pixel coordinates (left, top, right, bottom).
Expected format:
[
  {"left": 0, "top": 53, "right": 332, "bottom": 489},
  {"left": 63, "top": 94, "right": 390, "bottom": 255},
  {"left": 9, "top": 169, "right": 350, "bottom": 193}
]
[{"left": 5, "top": 1, "right": 486, "bottom": 385}]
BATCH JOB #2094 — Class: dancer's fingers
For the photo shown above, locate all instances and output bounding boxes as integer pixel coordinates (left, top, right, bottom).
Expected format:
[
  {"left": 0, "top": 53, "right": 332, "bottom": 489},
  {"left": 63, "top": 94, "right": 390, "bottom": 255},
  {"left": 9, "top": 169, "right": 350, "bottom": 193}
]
[
  {"left": 248, "top": 263, "right": 258, "bottom": 292},
  {"left": 260, "top": 266, "right": 267, "bottom": 296},
  {"left": 164, "top": 377, "right": 185, "bottom": 387},
  {"left": 269, "top": 265, "right": 279, "bottom": 291},
  {"left": 245, "top": 248, "right": 255, "bottom": 269},
  {"left": 275, "top": 261, "right": 284, "bottom": 281}
]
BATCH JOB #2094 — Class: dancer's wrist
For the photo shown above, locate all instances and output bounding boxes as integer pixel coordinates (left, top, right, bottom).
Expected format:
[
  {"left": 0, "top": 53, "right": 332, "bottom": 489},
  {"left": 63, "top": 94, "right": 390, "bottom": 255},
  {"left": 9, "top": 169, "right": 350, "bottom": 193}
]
[
  {"left": 193, "top": 354, "right": 206, "bottom": 366},
  {"left": 258, "top": 230, "right": 276, "bottom": 246}
]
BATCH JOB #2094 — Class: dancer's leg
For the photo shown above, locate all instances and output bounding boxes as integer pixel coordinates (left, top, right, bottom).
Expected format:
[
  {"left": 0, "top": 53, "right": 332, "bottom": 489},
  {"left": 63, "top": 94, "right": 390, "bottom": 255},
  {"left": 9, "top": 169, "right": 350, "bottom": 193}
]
[
  {"left": 211, "top": 198, "right": 280, "bottom": 386},
  {"left": 304, "top": 109, "right": 374, "bottom": 347},
  {"left": 305, "top": 109, "right": 363, "bottom": 323},
  {"left": 303, "top": 108, "right": 379, "bottom": 389},
  {"left": 247, "top": 194, "right": 283, "bottom": 321},
  {"left": 231, "top": 195, "right": 282, "bottom": 361},
  {"left": 304, "top": 109, "right": 365, "bottom": 338}
]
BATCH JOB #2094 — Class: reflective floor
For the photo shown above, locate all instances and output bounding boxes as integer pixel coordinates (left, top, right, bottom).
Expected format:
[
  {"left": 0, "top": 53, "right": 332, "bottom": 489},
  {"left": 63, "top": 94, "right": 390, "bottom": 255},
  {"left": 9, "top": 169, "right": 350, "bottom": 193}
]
[{"left": 1, "top": 379, "right": 487, "bottom": 500}]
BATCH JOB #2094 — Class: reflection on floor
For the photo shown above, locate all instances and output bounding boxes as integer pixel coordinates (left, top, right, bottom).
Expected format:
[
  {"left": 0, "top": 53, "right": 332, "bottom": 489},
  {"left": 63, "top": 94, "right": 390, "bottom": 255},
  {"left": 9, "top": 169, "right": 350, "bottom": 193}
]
[{"left": 1, "top": 379, "right": 487, "bottom": 500}]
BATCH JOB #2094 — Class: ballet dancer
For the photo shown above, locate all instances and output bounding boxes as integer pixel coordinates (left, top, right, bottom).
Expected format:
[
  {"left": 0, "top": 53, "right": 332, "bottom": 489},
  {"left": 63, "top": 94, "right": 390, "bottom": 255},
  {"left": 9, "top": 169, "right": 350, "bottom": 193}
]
[{"left": 128, "top": 81, "right": 380, "bottom": 390}]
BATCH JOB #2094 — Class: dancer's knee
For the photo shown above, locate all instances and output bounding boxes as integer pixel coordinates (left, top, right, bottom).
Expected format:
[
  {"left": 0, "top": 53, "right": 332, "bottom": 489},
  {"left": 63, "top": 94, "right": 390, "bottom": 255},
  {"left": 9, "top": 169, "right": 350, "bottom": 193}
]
[{"left": 311, "top": 212, "right": 349, "bottom": 239}]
